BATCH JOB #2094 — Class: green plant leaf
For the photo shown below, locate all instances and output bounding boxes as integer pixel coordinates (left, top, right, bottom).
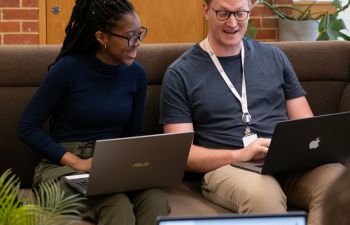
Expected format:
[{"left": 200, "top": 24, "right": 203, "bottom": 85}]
[
  {"left": 253, "top": 0, "right": 350, "bottom": 41},
  {"left": 318, "top": 13, "right": 349, "bottom": 40},
  {"left": 245, "top": 20, "right": 257, "bottom": 39},
  {"left": 333, "top": 0, "right": 343, "bottom": 10},
  {"left": 316, "top": 32, "right": 330, "bottom": 40},
  {"left": 0, "top": 169, "right": 85, "bottom": 225},
  {"left": 0, "top": 169, "right": 39, "bottom": 225},
  {"left": 339, "top": 32, "right": 350, "bottom": 41},
  {"left": 33, "top": 179, "right": 85, "bottom": 225},
  {"left": 332, "top": 18, "right": 347, "bottom": 31}
]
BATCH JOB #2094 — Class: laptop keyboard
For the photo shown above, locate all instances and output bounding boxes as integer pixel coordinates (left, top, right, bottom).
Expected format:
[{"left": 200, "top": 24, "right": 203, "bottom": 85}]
[{"left": 77, "top": 181, "right": 88, "bottom": 189}]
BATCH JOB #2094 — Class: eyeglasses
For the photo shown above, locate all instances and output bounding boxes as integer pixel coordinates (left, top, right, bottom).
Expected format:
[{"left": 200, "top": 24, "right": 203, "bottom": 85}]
[
  {"left": 211, "top": 8, "right": 250, "bottom": 21},
  {"left": 108, "top": 26, "right": 148, "bottom": 47}
]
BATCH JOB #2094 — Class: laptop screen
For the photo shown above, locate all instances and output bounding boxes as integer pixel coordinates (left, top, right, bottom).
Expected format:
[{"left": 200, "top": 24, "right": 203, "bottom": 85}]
[{"left": 157, "top": 212, "right": 307, "bottom": 225}]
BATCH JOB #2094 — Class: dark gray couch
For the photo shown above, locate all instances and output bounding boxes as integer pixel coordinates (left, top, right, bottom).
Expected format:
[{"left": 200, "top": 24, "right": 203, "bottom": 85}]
[{"left": 1, "top": 41, "right": 350, "bottom": 224}]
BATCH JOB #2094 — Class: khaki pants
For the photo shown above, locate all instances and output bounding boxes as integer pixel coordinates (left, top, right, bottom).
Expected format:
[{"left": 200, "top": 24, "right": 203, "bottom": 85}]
[
  {"left": 202, "top": 163, "right": 345, "bottom": 225},
  {"left": 33, "top": 142, "right": 170, "bottom": 225}
]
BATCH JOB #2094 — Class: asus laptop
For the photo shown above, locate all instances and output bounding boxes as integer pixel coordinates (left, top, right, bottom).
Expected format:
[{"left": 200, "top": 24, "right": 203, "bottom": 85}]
[
  {"left": 232, "top": 111, "right": 350, "bottom": 174},
  {"left": 157, "top": 211, "right": 307, "bottom": 225},
  {"left": 63, "top": 132, "right": 194, "bottom": 196}
]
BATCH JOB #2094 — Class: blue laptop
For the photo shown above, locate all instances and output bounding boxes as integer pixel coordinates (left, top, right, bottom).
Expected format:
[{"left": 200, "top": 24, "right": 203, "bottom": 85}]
[{"left": 157, "top": 212, "right": 307, "bottom": 225}]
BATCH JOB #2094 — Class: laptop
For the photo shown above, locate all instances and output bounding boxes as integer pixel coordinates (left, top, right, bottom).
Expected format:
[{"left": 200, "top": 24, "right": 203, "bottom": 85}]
[
  {"left": 157, "top": 211, "right": 307, "bottom": 225},
  {"left": 232, "top": 111, "right": 350, "bottom": 174},
  {"left": 63, "top": 131, "right": 194, "bottom": 196}
]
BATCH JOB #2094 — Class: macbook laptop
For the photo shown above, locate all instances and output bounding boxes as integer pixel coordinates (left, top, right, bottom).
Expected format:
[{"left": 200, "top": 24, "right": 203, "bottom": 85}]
[
  {"left": 232, "top": 111, "right": 350, "bottom": 174},
  {"left": 63, "top": 131, "right": 194, "bottom": 196},
  {"left": 157, "top": 211, "right": 307, "bottom": 225}
]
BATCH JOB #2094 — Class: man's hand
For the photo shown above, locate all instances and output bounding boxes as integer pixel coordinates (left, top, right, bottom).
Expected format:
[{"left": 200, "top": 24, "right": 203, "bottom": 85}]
[{"left": 240, "top": 138, "right": 270, "bottom": 161}]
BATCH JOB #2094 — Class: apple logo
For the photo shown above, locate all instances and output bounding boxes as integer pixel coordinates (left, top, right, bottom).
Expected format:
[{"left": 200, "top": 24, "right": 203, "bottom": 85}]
[{"left": 309, "top": 137, "right": 320, "bottom": 149}]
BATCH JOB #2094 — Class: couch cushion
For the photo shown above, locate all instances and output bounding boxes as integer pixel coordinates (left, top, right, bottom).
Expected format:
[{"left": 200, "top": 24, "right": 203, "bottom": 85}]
[
  {"left": 0, "top": 87, "right": 41, "bottom": 187},
  {"left": 163, "top": 181, "right": 231, "bottom": 215},
  {"left": 272, "top": 41, "right": 350, "bottom": 81},
  {"left": 340, "top": 84, "right": 350, "bottom": 112},
  {"left": 0, "top": 45, "right": 57, "bottom": 86},
  {"left": 300, "top": 81, "right": 347, "bottom": 115},
  {"left": 272, "top": 41, "right": 350, "bottom": 115}
]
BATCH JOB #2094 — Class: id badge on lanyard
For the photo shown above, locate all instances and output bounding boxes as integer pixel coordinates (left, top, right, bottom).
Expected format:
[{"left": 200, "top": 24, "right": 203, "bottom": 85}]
[{"left": 205, "top": 38, "right": 257, "bottom": 147}]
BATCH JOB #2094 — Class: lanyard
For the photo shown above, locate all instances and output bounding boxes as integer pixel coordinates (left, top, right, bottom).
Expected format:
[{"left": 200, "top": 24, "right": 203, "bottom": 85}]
[{"left": 204, "top": 37, "right": 252, "bottom": 126}]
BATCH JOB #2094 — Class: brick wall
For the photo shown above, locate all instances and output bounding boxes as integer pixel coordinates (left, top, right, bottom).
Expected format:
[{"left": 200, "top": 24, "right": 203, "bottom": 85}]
[
  {"left": 0, "top": 0, "right": 299, "bottom": 44},
  {"left": 0, "top": 0, "right": 39, "bottom": 44},
  {"left": 250, "top": 0, "right": 293, "bottom": 41}
]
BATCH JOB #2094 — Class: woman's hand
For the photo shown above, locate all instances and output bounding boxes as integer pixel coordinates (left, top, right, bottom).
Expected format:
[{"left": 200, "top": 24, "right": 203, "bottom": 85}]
[
  {"left": 71, "top": 157, "right": 92, "bottom": 172},
  {"left": 60, "top": 152, "right": 92, "bottom": 172}
]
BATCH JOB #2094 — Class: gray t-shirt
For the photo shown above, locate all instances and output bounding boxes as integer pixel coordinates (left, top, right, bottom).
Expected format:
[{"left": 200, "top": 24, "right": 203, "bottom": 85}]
[{"left": 160, "top": 38, "right": 306, "bottom": 149}]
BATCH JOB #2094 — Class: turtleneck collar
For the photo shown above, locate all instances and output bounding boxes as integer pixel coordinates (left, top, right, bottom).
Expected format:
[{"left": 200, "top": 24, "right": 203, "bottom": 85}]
[{"left": 81, "top": 53, "right": 126, "bottom": 77}]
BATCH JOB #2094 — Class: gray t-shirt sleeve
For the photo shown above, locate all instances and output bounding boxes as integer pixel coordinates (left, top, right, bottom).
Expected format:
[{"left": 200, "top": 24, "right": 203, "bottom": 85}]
[
  {"left": 278, "top": 47, "right": 306, "bottom": 99},
  {"left": 160, "top": 67, "right": 192, "bottom": 124}
]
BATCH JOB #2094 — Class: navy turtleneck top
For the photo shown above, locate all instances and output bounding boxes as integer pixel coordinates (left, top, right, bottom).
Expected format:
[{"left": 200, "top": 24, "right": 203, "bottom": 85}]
[{"left": 17, "top": 53, "right": 147, "bottom": 163}]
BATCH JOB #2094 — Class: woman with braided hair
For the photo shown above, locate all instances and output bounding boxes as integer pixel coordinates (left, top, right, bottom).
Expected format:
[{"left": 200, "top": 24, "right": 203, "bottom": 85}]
[{"left": 17, "top": 0, "right": 170, "bottom": 224}]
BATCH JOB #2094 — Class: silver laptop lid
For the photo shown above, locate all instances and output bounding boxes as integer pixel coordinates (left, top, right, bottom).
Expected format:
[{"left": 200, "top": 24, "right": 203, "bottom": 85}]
[
  {"left": 157, "top": 212, "right": 307, "bottom": 225},
  {"left": 86, "top": 131, "right": 194, "bottom": 196}
]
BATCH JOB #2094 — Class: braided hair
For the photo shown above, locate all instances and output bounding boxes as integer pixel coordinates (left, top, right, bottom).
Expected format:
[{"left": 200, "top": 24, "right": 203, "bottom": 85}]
[{"left": 53, "top": 0, "right": 134, "bottom": 65}]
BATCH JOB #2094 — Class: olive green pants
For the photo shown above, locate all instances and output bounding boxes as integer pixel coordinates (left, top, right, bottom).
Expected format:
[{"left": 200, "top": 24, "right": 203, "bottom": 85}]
[{"left": 33, "top": 142, "right": 170, "bottom": 225}]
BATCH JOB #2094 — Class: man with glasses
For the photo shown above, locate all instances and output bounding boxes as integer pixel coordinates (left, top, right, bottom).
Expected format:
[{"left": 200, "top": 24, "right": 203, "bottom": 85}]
[{"left": 159, "top": 0, "right": 344, "bottom": 224}]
